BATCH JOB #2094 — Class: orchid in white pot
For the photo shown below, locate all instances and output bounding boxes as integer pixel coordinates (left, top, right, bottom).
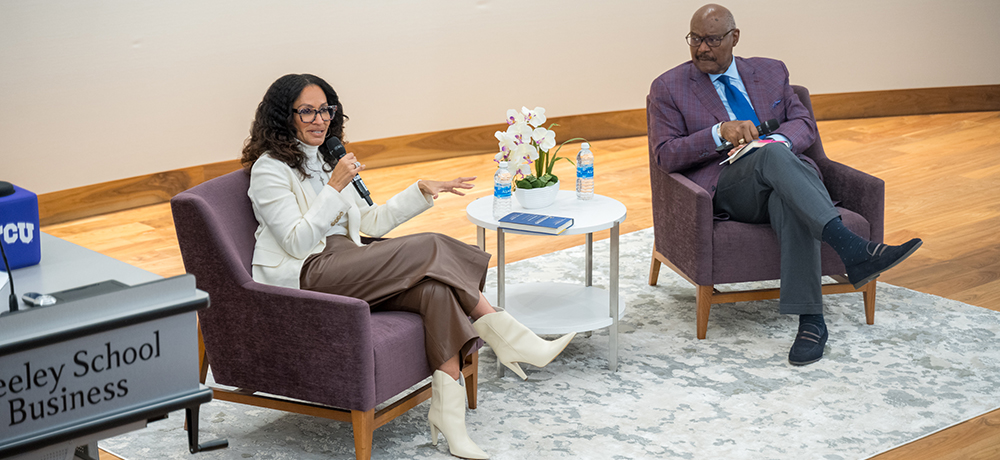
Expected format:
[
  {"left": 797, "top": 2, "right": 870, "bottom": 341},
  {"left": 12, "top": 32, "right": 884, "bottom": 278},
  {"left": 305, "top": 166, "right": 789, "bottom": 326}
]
[{"left": 494, "top": 106, "right": 587, "bottom": 190}]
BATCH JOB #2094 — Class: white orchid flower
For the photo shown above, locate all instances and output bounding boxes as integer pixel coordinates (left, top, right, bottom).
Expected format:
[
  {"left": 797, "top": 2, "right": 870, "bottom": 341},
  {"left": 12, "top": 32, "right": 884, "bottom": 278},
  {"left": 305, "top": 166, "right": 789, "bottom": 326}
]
[
  {"left": 527, "top": 107, "right": 547, "bottom": 127},
  {"left": 495, "top": 130, "right": 519, "bottom": 158},
  {"left": 516, "top": 142, "right": 538, "bottom": 162},
  {"left": 506, "top": 109, "right": 525, "bottom": 126},
  {"left": 506, "top": 120, "right": 533, "bottom": 143},
  {"left": 521, "top": 106, "right": 541, "bottom": 128},
  {"left": 540, "top": 130, "right": 557, "bottom": 151},
  {"left": 532, "top": 127, "right": 556, "bottom": 152},
  {"left": 507, "top": 157, "right": 526, "bottom": 176},
  {"left": 517, "top": 162, "right": 533, "bottom": 177}
]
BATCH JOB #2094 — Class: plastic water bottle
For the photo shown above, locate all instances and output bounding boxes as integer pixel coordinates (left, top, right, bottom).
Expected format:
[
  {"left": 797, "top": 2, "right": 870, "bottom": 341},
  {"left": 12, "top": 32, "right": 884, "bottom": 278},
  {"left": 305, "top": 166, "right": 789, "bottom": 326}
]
[
  {"left": 493, "top": 161, "right": 512, "bottom": 219},
  {"left": 576, "top": 142, "right": 594, "bottom": 200}
]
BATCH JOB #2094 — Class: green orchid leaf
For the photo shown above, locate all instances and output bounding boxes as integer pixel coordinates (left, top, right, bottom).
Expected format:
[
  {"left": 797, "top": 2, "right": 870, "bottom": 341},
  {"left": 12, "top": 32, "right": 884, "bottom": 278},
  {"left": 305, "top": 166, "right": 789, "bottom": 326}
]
[
  {"left": 542, "top": 137, "right": 588, "bottom": 174},
  {"left": 551, "top": 156, "right": 575, "bottom": 167}
]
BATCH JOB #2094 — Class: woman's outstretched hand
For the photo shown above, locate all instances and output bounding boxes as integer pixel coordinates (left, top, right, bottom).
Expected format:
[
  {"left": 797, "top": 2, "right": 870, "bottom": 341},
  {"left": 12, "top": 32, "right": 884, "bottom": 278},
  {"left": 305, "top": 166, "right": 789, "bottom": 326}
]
[{"left": 418, "top": 177, "right": 476, "bottom": 199}]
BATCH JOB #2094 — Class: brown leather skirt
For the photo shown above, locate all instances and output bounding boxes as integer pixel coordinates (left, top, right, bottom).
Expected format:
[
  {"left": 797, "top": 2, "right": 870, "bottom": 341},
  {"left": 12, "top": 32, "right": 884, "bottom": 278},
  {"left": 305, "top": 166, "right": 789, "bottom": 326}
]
[{"left": 300, "top": 233, "right": 491, "bottom": 370}]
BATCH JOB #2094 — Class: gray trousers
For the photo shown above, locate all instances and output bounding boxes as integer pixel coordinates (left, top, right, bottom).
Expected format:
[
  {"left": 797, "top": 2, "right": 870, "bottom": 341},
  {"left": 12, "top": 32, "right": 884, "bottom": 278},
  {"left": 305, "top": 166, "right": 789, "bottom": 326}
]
[{"left": 713, "top": 143, "right": 841, "bottom": 315}]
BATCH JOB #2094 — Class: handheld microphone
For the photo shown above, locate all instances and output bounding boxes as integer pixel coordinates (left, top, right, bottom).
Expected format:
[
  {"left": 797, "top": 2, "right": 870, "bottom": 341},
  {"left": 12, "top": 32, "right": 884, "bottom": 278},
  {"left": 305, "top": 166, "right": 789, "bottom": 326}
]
[
  {"left": 715, "top": 119, "right": 780, "bottom": 152},
  {"left": 323, "top": 137, "right": 374, "bottom": 206},
  {"left": 0, "top": 181, "right": 17, "bottom": 313}
]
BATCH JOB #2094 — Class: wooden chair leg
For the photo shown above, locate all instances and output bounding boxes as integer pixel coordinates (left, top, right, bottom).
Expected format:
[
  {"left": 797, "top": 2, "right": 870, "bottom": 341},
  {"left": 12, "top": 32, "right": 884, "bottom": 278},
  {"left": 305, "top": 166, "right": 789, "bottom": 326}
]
[
  {"left": 648, "top": 250, "right": 662, "bottom": 286},
  {"left": 351, "top": 409, "right": 374, "bottom": 460},
  {"left": 463, "top": 350, "right": 479, "bottom": 410},
  {"left": 696, "top": 285, "right": 713, "bottom": 340},
  {"left": 863, "top": 280, "right": 877, "bottom": 325}
]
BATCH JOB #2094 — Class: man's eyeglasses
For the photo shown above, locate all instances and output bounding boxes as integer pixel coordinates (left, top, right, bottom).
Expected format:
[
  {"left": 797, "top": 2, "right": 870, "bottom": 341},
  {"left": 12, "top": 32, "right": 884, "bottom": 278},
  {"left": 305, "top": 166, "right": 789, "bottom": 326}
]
[
  {"left": 293, "top": 105, "right": 338, "bottom": 123},
  {"left": 685, "top": 29, "right": 734, "bottom": 48}
]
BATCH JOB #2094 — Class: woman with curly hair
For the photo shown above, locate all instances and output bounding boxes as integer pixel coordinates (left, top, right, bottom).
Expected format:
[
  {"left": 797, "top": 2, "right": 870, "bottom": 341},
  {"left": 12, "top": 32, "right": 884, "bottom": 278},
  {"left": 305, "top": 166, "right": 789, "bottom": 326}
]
[{"left": 241, "top": 74, "right": 574, "bottom": 459}]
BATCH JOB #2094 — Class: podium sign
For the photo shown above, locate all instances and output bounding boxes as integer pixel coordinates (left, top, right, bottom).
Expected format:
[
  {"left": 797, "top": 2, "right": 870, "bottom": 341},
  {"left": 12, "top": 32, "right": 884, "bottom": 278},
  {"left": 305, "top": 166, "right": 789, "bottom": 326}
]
[
  {"left": 1, "top": 314, "right": 196, "bottom": 440},
  {"left": 0, "top": 275, "right": 210, "bottom": 458}
]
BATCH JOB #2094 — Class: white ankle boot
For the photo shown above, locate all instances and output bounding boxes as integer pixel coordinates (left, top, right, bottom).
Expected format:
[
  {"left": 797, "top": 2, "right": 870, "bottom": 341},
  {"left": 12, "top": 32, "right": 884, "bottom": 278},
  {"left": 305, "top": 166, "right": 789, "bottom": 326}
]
[
  {"left": 473, "top": 311, "right": 575, "bottom": 380},
  {"left": 428, "top": 370, "right": 489, "bottom": 459}
]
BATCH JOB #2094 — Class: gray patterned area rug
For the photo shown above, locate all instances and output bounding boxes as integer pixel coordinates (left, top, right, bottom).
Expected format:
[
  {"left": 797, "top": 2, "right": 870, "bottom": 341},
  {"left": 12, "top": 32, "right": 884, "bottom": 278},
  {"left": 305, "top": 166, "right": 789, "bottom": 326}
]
[{"left": 102, "top": 228, "right": 1000, "bottom": 460}]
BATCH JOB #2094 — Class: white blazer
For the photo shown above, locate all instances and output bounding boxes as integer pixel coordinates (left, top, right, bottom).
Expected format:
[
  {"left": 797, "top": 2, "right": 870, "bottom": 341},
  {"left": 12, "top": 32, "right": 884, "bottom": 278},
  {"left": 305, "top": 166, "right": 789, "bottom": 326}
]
[{"left": 248, "top": 154, "right": 433, "bottom": 288}]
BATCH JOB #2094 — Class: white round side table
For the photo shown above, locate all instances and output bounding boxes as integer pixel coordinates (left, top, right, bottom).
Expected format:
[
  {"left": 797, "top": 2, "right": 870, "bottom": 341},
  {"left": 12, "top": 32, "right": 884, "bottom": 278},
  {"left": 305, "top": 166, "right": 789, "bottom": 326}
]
[{"left": 466, "top": 190, "right": 627, "bottom": 372}]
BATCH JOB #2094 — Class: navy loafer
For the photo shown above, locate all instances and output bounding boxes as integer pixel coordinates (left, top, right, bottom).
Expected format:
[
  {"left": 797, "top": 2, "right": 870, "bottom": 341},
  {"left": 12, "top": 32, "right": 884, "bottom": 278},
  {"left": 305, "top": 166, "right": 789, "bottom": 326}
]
[
  {"left": 846, "top": 238, "right": 923, "bottom": 289},
  {"left": 788, "top": 323, "right": 829, "bottom": 366}
]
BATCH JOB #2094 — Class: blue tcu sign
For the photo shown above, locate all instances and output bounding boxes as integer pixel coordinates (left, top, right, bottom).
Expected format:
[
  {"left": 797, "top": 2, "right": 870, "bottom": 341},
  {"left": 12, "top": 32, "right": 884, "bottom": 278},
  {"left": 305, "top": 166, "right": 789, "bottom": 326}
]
[{"left": 0, "top": 185, "right": 41, "bottom": 270}]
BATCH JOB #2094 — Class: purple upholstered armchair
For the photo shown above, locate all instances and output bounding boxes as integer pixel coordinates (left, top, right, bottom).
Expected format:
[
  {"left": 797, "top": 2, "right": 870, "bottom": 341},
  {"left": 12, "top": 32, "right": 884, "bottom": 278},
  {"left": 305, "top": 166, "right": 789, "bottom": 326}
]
[
  {"left": 648, "top": 85, "right": 884, "bottom": 339},
  {"left": 170, "top": 170, "right": 478, "bottom": 460}
]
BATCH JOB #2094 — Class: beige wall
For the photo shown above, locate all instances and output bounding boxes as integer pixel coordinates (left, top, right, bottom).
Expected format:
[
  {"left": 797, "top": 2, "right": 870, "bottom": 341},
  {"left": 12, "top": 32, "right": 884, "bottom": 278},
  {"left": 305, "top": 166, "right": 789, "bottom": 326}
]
[{"left": 2, "top": 0, "right": 998, "bottom": 194}]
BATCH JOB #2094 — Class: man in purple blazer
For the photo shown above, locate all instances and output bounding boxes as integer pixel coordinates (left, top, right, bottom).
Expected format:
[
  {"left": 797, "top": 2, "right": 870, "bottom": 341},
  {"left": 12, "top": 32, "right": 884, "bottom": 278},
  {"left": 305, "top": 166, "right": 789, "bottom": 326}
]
[{"left": 647, "top": 4, "right": 922, "bottom": 365}]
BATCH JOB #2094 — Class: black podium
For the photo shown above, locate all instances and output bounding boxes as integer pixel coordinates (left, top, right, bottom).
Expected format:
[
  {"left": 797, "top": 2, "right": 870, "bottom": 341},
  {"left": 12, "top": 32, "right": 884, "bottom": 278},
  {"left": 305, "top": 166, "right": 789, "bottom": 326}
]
[{"left": 1, "top": 234, "right": 225, "bottom": 459}]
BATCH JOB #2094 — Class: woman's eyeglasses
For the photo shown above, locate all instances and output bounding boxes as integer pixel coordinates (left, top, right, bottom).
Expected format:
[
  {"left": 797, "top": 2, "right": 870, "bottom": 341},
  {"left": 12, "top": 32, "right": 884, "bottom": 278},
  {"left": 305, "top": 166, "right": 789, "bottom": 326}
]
[{"left": 293, "top": 105, "right": 338, "bottom": 123}]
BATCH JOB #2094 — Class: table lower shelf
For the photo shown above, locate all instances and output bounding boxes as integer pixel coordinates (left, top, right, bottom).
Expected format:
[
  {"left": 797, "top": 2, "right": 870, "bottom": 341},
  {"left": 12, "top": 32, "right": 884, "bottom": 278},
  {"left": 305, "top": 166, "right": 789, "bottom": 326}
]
[{"left": 485, "top": 282, "right": 626, "bottom": 335}]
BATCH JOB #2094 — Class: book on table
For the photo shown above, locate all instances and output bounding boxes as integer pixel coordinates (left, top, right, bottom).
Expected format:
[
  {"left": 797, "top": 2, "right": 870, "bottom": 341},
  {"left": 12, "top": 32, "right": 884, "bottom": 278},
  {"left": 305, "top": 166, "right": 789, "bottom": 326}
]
[{"left": 498, "top": 212, "right": 574, "bottom": 235}]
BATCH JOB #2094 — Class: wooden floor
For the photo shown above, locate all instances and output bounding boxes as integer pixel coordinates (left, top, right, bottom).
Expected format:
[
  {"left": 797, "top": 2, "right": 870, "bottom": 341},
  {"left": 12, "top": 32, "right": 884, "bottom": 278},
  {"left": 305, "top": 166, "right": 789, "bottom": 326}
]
[{"left": 51, "top": 111, "right": 999, "bottom": 460}]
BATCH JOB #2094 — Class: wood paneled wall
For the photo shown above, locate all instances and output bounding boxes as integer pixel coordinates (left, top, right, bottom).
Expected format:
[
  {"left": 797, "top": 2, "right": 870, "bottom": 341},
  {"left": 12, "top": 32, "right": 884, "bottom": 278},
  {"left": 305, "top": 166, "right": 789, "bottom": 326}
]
[{"left": 810, "top": 85, "right": 1000, "bottom": 120}]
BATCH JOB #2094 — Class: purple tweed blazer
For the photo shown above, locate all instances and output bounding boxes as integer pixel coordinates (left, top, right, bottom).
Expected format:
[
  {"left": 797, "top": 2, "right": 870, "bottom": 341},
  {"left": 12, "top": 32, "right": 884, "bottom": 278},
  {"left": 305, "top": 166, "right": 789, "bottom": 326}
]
[{"left": 647, "top": 56, "right": 818, "bottom": 196}]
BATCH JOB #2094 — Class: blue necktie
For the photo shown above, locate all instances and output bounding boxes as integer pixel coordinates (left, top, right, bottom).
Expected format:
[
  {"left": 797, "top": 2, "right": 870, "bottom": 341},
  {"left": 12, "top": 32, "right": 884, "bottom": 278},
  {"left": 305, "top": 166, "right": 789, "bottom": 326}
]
[{"left": 718, "top": 75, "right": 760, "bottom": 127}]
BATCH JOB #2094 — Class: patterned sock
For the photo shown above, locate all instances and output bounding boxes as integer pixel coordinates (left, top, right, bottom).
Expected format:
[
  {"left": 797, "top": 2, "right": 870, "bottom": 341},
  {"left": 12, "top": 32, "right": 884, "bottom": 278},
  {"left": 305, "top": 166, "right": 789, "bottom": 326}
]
[
  {"left": 822, "top": 217, "right": 878, "bottom": 266},
  {"left": 799, "top": 314, "right": 826, "bottom": 329}
]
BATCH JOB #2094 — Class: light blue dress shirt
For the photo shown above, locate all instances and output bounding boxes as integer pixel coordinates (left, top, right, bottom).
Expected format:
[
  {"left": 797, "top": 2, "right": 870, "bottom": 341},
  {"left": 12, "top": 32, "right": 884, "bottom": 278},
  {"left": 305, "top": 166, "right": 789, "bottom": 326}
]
[{"left": 709, "top": 57, "right": 791, "bottom": 148}]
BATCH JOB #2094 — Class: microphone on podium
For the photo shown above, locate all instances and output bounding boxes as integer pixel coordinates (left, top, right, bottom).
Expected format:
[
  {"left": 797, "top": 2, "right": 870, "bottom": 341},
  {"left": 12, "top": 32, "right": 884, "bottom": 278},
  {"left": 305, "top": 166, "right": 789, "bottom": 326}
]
[
  {"left": 323, "top": 137, "right": 374, "bottom": 206},
  {"left": 716, "top": 118, "right": 780, "bottom": 152}
]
